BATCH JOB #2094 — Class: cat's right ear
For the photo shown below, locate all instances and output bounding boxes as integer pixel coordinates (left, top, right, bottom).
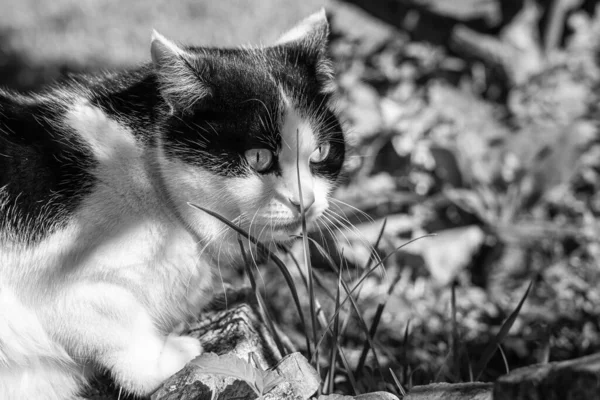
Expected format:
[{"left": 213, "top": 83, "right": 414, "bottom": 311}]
[
  {"left": 150, "top": 31, "right": 210, "bottom": 113},
  {"left": 275, "top": 10, "right": 335, "bottom": 94}
]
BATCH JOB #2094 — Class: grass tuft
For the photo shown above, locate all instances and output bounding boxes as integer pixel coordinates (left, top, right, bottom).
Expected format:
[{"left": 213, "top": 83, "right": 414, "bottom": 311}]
[
  {"left": 473, "top": 280, "right": 534, "bottom": 380},
  {"left": 237, "top": 236, "right": 287, "bottom": 357},
  {"left": 187, "top": 202, "right": 313, "bottom": 358}
]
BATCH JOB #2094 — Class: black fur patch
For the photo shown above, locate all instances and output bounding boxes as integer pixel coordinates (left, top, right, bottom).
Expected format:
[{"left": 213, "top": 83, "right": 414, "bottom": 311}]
[
  {"left": 0, "top": 39, "right": 345, "bottom": 243},
  {"left": 159, "top": 45, "right": 344, "bottom": 179},
  {"left": 0, "top": 93, "right": 96, "bottom": 242},
  {"left": 88, "top": 67, "right": 164, "bottom": 142},
  {"left": 161, "top": 49, "right": 283, "bottom": 177}
]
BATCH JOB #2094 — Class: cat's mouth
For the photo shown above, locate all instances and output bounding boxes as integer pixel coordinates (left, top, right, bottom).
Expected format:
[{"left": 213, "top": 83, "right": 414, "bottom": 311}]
[
  {"left": 248, "top": 213, "right": 319, "bottom": 243},
  {"left": 254, "top": 219, "right": 305, "bottom": 243}
]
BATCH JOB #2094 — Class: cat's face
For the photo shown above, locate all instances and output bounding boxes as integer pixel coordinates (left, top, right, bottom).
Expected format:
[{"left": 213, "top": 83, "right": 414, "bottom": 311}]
[{"left": 153, "top": 11, "right": 345, "bottom": 246}]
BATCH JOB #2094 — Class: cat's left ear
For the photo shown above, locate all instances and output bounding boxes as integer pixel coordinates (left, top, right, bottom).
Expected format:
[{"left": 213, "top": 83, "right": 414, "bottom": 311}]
[
  {"left": 276, "top": 9, "right": 335, "bottom": 93},
  {"left": 151, "top": 30, "right": 211, "bottom": 113}
]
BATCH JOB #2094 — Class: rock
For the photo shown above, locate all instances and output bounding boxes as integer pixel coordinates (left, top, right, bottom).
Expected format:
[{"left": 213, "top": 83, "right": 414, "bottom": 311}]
[
  {"left": 84, "top": 287, "right": 310, "bottom": 400},
  {"left": 317, "top": 391, "right": 400, "bottom": 400},
  {"left": 273, "top": 352, "right": 321, "bottom": 399},
  {"left": 153, "top": 352, "right": 318, "bottom": 400},
  {"left": 403, "top": 226, "right": 486, "bottom": 286},
  {"left": 355, "top": 392, "right": 401, "bottom": 400},
  {"left": 404, "top": 382, "right": 492, "bottom": 400},
  {"left": 493, "top": 353, "right": 600, "bottom": 400},
  {"left": 186, "top": 288, "right": 287, "bottom": 368}
]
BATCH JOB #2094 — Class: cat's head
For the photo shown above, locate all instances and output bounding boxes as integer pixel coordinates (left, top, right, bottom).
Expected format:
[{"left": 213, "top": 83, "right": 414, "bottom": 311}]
[{"left": 153, "top": 10, "right": 345, "bottom": 248}]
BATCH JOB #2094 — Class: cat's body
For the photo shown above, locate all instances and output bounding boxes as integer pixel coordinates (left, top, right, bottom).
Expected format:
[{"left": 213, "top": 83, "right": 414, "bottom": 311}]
[{"left": 0, "top": 11, "right": 344, "bottom": 399}]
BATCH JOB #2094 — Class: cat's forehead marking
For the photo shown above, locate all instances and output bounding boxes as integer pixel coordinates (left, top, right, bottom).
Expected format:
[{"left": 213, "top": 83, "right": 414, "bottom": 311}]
[{"left": 278, "top": 90, "right": 317, "bottom": 168}]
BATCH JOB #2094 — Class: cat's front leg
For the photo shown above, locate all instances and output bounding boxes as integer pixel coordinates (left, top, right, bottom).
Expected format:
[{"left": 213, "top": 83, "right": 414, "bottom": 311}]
[
  {"left": 60, "top": 285, "right": 202, "bottom": 396},
  {"left": 105, "top": 328, "right": 202, "bottom": 395}
]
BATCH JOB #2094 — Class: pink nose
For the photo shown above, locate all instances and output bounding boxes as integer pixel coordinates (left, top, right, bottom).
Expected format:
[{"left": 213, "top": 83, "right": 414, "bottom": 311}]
[{"left": 289, "top": 195, "right": 315, "bottom": 213}]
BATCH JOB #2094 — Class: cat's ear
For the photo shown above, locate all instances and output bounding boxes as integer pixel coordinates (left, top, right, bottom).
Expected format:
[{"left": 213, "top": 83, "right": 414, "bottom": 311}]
[
  {"left": 277, "top": 9, "right": 329, "bottom": 48},
  {"left": 276, "top": 9, "right": 335, "bottom": 93},
  {"left": 150, "top": 30, "right": 210, "bottom": 113}
]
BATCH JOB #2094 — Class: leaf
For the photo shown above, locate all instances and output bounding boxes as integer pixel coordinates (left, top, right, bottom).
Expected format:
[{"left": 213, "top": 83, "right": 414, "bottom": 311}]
[
  {"left": 190, "top": 352, "right": 283, "bottom": 396},
  {"left": 190, "top": 353, "right": 257, "bottom": 390},
  {"left": 262, "top": 370, "right": 285, "bottom": 394}
]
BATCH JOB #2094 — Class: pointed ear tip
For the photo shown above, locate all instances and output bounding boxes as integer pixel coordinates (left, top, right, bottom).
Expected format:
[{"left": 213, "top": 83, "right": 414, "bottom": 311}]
[
  {"left": 308, "top": 8, "right": 328, "bottom": 23},
  {"left": 308, "top": 8, "right": 329, "bottom": 30},
  {"left": 151, "top": 29, "right": 162, "bottom": 43}
]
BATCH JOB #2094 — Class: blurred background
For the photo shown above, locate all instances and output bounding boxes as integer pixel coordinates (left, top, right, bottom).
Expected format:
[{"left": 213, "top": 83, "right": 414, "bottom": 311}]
[{"left": 4, "top": 0, "right": 600, "bottom": 396}]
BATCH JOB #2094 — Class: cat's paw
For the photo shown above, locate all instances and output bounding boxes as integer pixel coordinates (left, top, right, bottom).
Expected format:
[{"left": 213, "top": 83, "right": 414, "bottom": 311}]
[{"left": 159, "top": 334, "right": 202, "bottom": 378}]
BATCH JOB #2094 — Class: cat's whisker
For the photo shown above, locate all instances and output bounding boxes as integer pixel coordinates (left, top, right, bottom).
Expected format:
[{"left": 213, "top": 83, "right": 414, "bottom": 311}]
[
  {"left": 319, "top": 212, "right": 351, "bottom": 258},
  {"left": 246, "top": 207, "right": 263, "bottom": 268},
  {"left": 330, "top": 198, "right": 375, "bottom": 224},
  {"left": 324, "top": 207, "right": 379, "bottom": 260},
  {"left": 326, "top": 208, "right": 387, "bottom": 282},
  {"left": 323, "top": 208, "right": 376, "bottom": 257},
  {"left": 313, "top": 217, "right": 336, "bottom": 260},
  {"left": 320, "top": 212, "right": 361, "bottom": 280}
]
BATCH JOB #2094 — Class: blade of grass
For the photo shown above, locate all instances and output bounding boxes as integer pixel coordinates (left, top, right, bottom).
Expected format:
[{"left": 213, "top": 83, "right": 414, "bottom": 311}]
[
  {"left": 434, "top": 346, "right": 453, "bottom": 382},
  {"left": 458, "top": 343, "right": 474, "bottom": 382},
  {"left": 307, "top": 237, "right": 384, "bottom": 376},
  {"left": 451, "top": 282, "right": 460, "bottom": 380},
  {"left": 363, "top": 218, "right": 388, "bottom": 272},
  {"left": 341, "top": 217, "right": 388, "bottom": 331},
  {"left": 339, "top": 218, "right": 388, "bottom": 341},
  {"left": 311, "top": 235, "right": 435, "bottom": 355},
  {"left": 237, "top": 236, "right": 287, "bottom": 357},
  {"left": 337, "top": 343, "right": 358, "bottom": 395},
  {"left": 287, "top": 247, "right": 334, "bottom": 327},
  {"left": 402, "top": 319, "right": 410, "bottom": 385},
  {"left": 538, "top": 324, "right": 550, "bottom": 364},
  {"left": 434, "top": 283, "right": 460, "bottom": 383},
  {"left": 355, "top": 273, "right": 402, "bottom": 377},
  {"left": 295, "top": 129, "right": 320, "bottom": 394},
  {"left": 468, "top": 357, "right": 473, "bottom": 382},
  {"left": 339, "top": 258, "right": 361, "bottom": 348},
  {"left": 188, "top": 202, "right": 312, "bottom": 358},
  {"left": 497, "top": 344, "right": 510, "bottom": 375},
  {"left": 311, "top": 268, "right": 337, "bottom": 303},
  {"left": 473, "top": 280, "right": 533, "bottom": 380},
  {"left": 326, "top": 266, "right": 343, "bottom": 394},
  {"left": 389, "top": 368, "right": 407, "bottom": 397}
]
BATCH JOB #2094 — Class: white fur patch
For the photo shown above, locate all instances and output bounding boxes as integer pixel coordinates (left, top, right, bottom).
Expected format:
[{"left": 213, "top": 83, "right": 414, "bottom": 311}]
[
  {"left": 1, "top": 101, "right": 216, "bottom": 398},
  {"left": 277, "top": 95, "right": 318, "bottom": 206},
  {"left": 65, "top": 101, "right": 139, "bottom": 163},
  {"left": 233, "top": 91, "right": 333, "bottom": 241}
]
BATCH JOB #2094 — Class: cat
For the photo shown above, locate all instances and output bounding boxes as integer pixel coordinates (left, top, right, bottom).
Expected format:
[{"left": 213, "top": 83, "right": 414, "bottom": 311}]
[{"left": 0, "top": 9, "right": 345, "bottom": 399}]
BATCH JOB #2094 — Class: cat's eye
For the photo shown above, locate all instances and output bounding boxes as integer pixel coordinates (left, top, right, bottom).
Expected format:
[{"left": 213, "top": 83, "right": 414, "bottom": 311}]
[
  {"left": 310, "top": 143, "right": 330, "bottom": 163},
  {"left": 245, "top": 148, "right": 274, "bottom": 172}
]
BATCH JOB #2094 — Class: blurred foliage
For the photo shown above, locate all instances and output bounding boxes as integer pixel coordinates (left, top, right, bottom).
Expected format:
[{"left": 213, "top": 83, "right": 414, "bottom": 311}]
[{"left": 263, "top": 0, "right": 600, "bottom": 394}]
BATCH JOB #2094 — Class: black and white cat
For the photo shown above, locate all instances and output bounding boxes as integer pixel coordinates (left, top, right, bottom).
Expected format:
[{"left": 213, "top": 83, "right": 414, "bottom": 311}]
[{"left": 0, "top": 10, "right": 345, "bottom": 399}]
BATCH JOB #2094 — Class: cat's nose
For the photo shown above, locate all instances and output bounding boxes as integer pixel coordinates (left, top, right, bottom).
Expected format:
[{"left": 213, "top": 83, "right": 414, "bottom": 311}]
[{"left": 289, "top": 195, "right": 315, "bottom": 214}]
